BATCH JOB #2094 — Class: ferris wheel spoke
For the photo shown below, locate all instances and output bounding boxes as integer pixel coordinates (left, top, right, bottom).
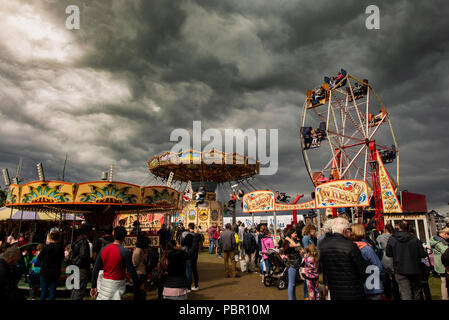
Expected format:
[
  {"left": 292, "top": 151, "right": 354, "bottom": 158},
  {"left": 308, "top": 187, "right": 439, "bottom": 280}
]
[
  {"left": 331, "top": 92, "right": 366, "bottom": 139},
  {"left": 312, "top": 108, "right": 326, "bottom": 123},
  {"left": 329, "top": 101, "right": 344, "bottom": 146},
  {"left": 368, "top": 113, "right": 388, "bottom": 140},
  {"left": 347, "top": 80, "right": 368, "bottom": 139},
  {"left": 340, "top": 144, "right": 366, "bottom": 178}
]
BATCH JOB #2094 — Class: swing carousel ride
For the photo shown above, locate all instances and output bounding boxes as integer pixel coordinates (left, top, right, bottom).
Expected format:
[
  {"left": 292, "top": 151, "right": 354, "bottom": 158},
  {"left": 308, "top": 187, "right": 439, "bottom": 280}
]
[{"left": 148, "top": 149, "right": 261, "bottom": 239}]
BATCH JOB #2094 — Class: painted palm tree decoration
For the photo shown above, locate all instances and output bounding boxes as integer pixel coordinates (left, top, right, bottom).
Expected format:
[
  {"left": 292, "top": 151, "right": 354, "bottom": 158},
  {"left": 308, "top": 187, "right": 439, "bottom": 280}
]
[
  {"left": 7, "top": 187, "right": 17, "bottom": 204},
  {"left": 144, "top": 189, "right": 177, "bottom": 206},
  {"left": 21, "top": 183, "right": 70, "bottom": 203},
  {"left": 80, "top": 184, "right": 137, "bottom": 204}
]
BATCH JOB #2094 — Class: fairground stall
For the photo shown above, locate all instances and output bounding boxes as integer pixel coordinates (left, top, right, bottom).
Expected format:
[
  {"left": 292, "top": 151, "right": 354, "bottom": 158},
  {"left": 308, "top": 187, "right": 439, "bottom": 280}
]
[{"left": 5, "top": 180, "right": 182, "bottom": 247}]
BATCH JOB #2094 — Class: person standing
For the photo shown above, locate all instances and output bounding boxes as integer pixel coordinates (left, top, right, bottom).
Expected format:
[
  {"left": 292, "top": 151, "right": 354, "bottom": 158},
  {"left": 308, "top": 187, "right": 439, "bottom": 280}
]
[
  {"left": 283, "top": 229, "right": 302, "bottom": 300},
  {"left": 90, "top": 226, "right": 142, "bottom": 300},
  {"left": 132, "top": 233, "right": 149, "bottom": 301},
  {"left": 260, "top": 228, "right": 275, "bottom": 283},
  {"left": 214, "top": 226, "right": 223, "bottom": 258},
  {"left": 157, "top": 224, "right": 171, "bottom": 255},
  {"left": 302, "top": 224, "right": 317, "bottom": 248},
  {"left": 222, "top": 223, "right": 239, "bottom": 278},
  {"left": 198, "top": 226, "right": 205, "bottom": 251},
  {"left": 302, "top": 244, "right": 320, "bottom": 300},
  {"left": 386, "top": 220, "right": 427, "bottom": 300},
  {"left": 70, "top": 223, "right": 94, "bottom": 300},
  {"left": 207, "top": 223, "right": 217, "bottom": 255},
  {"left": 441, "top": 248, "right": 449, "bottom": 299},
  {"left": 37, "top": 231, "right": 64, "bottom": 300},
  {"left": 242, "top": 228, "right": 257, "bottom": 273},
  {"left": 319, "top": 217, "right": 368, "bottom": 300},
  {"left": 350, "top": 224, "right": 384, "bottom": 300},
  {"left": 161, "top": 245, "right": 188, "bottom": 300},
  {"left": 430, "top": 226, "right": 449, "bottom": 300},
  {"left": 92, "top": 225, "right": 114, "bottom": 262},
  {"left": 376, "top": 224, "right": 400, "bottom": 300},
  {"left": 317, "top": 219, "right": 333, "bottom": 254},
  {"left": 180, "top": 223, "right": 201, "bottom": 292},
  {"left": 0, "top": 247, "right": 23, "bottom": 300}
]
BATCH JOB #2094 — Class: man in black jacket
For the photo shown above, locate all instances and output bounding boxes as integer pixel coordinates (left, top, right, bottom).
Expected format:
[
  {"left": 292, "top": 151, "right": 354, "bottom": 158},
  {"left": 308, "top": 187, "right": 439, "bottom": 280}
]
[
  {"left": 181, "top": 223, "right": 201, "bottom": 292},
  {"left": 386, "top": 220, "right": 426, "bottom": 300},
  {"left": 0, "top": 247, "right": 24, "bottom": 300},
  {"left": 243, "top": 228, "right": 257, "bottom": 273},
  {"left": 70, "top": 223, "right": 93, "bottom": 300},
  {"left": 319, "top": 217, "right": 368, "bottom": 300}
]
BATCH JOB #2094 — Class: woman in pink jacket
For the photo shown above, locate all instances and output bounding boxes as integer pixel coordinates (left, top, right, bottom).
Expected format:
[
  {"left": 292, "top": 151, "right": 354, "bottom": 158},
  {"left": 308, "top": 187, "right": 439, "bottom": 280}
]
[{"left": 260, "top": 229, "right": 275, "bottom": 283}]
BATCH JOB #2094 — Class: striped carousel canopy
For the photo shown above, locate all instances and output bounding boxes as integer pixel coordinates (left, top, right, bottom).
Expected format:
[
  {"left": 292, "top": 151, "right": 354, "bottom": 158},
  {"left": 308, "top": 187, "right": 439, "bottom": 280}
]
[{"left": 0, "top": 207, "right": 83, "bottom": 221}]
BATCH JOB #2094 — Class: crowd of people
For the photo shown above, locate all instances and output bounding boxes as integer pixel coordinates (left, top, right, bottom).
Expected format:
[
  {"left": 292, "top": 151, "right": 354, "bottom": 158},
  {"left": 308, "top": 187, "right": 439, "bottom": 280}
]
[{"left": 1, "top": 216, "right": 448, "bottom": 301}]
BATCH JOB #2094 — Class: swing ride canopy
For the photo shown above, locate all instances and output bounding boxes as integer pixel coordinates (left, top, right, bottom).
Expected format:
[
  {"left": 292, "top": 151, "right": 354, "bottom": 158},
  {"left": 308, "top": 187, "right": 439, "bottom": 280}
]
[{"left": 148, "top": 150, "right": 260, "bottom": 183}]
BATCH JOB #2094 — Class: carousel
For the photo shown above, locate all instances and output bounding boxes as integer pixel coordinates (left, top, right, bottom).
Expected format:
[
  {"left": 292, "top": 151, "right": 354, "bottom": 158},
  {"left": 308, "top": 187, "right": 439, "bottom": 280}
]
[
  {"left": 5, "top": 179, "right": 183, "bottom": 247},
  {"left": 148, "top": 149, "right": 260, "bottom": 244}
]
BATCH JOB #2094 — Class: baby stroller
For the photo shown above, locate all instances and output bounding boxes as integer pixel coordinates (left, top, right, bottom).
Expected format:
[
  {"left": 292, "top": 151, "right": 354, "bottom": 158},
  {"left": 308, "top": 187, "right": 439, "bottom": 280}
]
[{"left": 262, "top": 248, "right": 299, "bottom": 290}]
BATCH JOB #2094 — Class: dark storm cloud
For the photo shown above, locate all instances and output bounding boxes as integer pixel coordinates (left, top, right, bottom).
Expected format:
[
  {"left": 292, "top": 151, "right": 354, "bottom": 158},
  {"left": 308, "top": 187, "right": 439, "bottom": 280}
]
[{"left": 0, "top": 0, "right": 448, "bottom": 213}]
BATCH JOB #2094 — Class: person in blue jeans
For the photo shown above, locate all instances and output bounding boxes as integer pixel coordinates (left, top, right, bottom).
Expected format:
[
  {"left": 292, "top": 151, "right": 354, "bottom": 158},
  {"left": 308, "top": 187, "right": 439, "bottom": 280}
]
[
  {"left": 181, "top": 223, "right": 202, "bottom": 291},
  {"left": 207, "top": 224, "right": 217, "bottom": 255},
  {"left": 37, "top": 231, "right": 64, "bottom": 300},
  {"left": 283, "top": 229, "right": 303, "bottom": 300}
]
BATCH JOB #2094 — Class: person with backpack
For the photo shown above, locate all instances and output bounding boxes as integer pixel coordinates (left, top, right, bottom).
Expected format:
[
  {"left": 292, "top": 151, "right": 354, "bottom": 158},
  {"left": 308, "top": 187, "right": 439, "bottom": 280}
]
[
  {"left": 243, "top": 228, "right": 257, "bottom": 273},
  {"left": 430, "top": 226, "right": 449, "bottom": 300},
  {"left": 386, "top": 220, "right": 427, "bottom": 300},
  {"left": 70, "top": 223, "right": 94, "bottom": 300},
  {"left": 180, "top": 223, "right": 201, "bottom": 292},
  {"left": 90, "top": 226, "right": 142, "bottom": 300},
  {"left": 349, "top": 224, "right": 384, "bottom": 300}
]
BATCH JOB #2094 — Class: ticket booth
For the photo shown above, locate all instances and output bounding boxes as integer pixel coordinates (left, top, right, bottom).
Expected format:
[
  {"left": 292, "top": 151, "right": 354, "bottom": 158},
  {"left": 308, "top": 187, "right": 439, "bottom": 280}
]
[{"left": 384, "top": 212, "right": 436, "bottom": 246}]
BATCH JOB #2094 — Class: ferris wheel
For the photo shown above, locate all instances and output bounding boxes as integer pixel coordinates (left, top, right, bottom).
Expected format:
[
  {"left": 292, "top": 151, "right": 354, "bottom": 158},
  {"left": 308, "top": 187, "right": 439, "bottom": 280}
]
[{"left": 300, "top": 70, "right": 399, "bottom": 215}]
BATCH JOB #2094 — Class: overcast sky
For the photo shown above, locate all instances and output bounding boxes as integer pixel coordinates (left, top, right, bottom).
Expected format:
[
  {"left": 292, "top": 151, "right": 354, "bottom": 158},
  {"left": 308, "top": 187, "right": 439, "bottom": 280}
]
[{"left": 0, "top": 0, "right": 448, "bottom": 214}]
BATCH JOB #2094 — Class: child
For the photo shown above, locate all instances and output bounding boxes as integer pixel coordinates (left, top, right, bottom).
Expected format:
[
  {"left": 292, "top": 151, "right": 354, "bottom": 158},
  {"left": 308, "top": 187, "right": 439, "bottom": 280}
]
[
  {"left": 28, "top": 244, "right": 44, "bottom": 300},
  {"left": 301, "top": 244, "right": 320, "bottom": 300}
]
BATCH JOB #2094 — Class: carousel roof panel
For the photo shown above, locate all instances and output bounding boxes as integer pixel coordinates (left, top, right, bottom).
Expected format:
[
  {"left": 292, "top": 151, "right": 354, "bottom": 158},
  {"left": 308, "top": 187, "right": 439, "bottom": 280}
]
[
  {"left": 5, "top": 181, "right": 183, "bottom": 213},
  {"left": 148, "top": 150, "right": 260, "bottom": 182}
]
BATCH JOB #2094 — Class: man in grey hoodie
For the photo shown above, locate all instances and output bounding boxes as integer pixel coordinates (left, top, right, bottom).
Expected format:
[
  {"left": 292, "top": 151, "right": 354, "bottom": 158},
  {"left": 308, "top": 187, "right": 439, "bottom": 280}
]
[{"left": 376, "top": 224, "right": 400, "bottom": 300}]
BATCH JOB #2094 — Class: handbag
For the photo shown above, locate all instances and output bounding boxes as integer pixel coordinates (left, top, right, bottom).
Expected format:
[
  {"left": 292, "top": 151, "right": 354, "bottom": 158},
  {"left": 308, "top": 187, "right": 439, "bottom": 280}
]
[{"left": 240, "top": 259, "right": 247, "bottom": 272}]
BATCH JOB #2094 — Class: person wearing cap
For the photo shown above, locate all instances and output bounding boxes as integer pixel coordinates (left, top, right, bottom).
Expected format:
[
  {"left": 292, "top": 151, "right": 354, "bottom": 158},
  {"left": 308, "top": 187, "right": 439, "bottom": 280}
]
[{"left": 70, "top": 223, "right": 94, "bottom": 300}]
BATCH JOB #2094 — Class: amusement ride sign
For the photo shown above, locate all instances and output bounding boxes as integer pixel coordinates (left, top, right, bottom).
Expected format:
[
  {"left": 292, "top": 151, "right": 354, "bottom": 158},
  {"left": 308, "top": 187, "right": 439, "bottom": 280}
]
[
  {"left": 315, "top": 180, "right": 369, "bottom": 209},
  {"left": 242, "top": 180, "right": 370, "bottom": 213}
]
